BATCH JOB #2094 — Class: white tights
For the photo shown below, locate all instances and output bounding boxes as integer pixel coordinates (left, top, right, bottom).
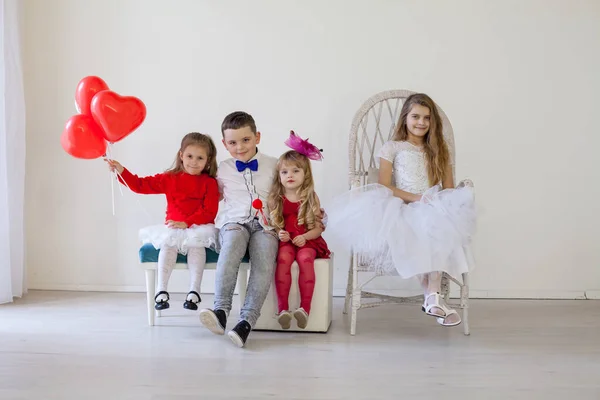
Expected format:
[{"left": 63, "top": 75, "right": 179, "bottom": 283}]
[
  {"left": 418, "top": 271, "right": 442, "bottom": 296},
  {"left": 155, "top": 246, "right": 206, "bottom": 303},
  {"left": 418, "top": 272, "right": 460, "bottom": 324}
]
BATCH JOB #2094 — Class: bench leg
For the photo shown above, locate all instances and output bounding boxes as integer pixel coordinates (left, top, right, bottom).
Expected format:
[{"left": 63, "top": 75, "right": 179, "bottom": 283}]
[
  {"left": 145, "top": 269, "right": 156, "bottom": 326},
  {"left": 343, "top": 254, "right": 353, "bottom": 315},
  {"left": 461, "top": 272, "right": 470, "bottom": 336},
  {"left": 350, "top": 255, "right": 360, "bottom": 335}
]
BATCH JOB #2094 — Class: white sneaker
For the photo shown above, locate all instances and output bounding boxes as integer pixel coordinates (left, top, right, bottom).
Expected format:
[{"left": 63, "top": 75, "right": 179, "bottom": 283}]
[
  {"left": 293, "top": 308, "right": 309, "bottom": 329},
  {"left": 277, "top": 310, "right": 292, "bottom": 330}
]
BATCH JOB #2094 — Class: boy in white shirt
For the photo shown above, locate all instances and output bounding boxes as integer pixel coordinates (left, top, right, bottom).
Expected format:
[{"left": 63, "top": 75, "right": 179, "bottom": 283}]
[{"left": 199, "top": 111, "right": 279, "bottom": 348}]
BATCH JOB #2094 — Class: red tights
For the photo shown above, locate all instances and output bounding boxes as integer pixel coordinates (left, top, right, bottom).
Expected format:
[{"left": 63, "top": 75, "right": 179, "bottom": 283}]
[{"left": 275, "top": 243, "right": 316, "bottom": 314}]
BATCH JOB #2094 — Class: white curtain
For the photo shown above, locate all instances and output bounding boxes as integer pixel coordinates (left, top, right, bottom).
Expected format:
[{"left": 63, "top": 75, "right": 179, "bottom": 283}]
[{"left": 0, "top": 0, "right": 26, "bottom": 304}]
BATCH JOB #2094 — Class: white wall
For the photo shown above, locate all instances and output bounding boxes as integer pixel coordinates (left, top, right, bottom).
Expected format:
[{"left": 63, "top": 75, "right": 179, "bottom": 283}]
[{"left": 23, "top": 0, "right": 600, "bottom": 299}]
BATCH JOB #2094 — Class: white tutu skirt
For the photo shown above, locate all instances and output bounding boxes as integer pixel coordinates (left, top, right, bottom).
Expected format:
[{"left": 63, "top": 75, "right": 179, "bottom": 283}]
[
  {"left": 138, "top": 224, "right": 218, "bottom": 255},
  {"left": 325, "top": 181, "right": 477, "bottom": 279}
]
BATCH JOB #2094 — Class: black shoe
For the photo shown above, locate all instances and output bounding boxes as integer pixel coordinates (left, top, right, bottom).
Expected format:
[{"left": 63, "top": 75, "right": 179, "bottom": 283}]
[
  {"left": 199, "top": 308, "right": 227, "bottom": 335},
  {"left": 183, "top": 291, "right": 201, "bottom": 311},
  {"left": 227, "top": 320, "right": 251, "bottom": 348},
  {"left": 154, "top": 291, "right": 170, "bottom": 311}
]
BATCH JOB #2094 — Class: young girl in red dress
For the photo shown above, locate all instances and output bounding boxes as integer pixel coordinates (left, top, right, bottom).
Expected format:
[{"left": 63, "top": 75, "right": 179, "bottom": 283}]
[
  {"left": 106, "top": 132, "right": 219, "bottom": 311},
  {"left": 267, "top": 132, "right": 330, "bottom": 329}
]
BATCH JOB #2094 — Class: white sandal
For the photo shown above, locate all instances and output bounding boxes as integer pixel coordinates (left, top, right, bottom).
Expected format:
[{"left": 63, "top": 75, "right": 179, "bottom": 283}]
[
  {"left": 421, "top": 292, "right": 446, "bottom": 318},
  {"left": 436, "top": 308, "right": 462, "bottom": 327}
]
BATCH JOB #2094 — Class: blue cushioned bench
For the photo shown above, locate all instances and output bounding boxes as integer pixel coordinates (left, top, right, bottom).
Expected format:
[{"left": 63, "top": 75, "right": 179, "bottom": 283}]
[{"left": 139, "top": 243, "right": 250, "bottom": 326}]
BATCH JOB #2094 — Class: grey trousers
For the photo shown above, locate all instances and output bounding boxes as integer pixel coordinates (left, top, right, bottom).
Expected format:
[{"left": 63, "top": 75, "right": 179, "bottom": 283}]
[{"left": 214, "top": 220, "right": 278, "bottom": 326}]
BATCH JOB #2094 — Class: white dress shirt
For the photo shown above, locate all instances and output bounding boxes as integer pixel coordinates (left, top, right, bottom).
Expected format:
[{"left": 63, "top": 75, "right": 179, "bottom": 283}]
[{"left": 215, "top": 149, "right": 278, "bottom": 230}]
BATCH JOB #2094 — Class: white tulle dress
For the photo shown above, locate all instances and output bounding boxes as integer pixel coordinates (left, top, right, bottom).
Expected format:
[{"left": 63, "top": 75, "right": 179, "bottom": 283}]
[{"left": 325, "top": 140, "right": 477, "bottom": 279}]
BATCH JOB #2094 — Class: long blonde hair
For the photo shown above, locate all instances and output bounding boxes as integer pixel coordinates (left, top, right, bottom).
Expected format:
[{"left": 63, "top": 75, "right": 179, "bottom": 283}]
[
  {"left": 268, "top": 151, "right": 320, "bottom": 230},
  {"left": 393, "top": 93, "right": 450, "bottom": 186},
  {"left": 166, "top": 132, "right": 218, "bottom": 177}
]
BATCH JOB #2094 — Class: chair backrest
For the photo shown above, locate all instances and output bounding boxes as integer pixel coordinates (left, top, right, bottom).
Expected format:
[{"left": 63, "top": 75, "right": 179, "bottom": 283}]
[{"left": 348, "top": 90, "right": 456, "bottom": 188}]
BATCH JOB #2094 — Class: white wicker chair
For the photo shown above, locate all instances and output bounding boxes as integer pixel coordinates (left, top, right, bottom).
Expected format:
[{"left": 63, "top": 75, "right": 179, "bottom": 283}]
[{"left": 343, "top": 89, "right": 471, "bottom": 336}]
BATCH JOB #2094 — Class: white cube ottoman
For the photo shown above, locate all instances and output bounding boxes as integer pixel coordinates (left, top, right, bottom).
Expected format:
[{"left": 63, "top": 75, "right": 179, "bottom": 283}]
[{"left": 252, "top": 255, "right": 333, "bottom": 333}]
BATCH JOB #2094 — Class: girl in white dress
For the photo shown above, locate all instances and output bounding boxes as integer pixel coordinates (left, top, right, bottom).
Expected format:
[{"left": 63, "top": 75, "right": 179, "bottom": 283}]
[{"left": 326, "top": 93, "right": 476, "bottom": 327}]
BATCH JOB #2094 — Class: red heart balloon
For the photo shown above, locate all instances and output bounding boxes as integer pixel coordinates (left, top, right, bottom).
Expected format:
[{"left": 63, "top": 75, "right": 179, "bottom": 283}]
[
  {"left": 90, "top": 90, "right": 146, "bottom": 143},
  {"left": 61, "top": 114, "right": 107, "bottom": 159},
  {"left": 75, "top": 76, "right": 109, "bottom": 116}
]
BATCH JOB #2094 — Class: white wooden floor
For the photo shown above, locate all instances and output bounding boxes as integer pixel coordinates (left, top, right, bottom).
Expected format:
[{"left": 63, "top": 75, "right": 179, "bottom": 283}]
[{"left": 0, "top": 291, "right": 599, "bottom": 400}]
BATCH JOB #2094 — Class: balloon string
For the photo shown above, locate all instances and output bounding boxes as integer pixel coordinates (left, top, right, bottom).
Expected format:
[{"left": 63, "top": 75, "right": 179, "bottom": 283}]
[
  {"left": 105, "top": 143, "right": 116, "bottom": 216},
  {"left": 110, "top": 168, "right": 115, "bottom": 216},
  {"left": 105, "top": 143, "right": 123, "bottom": 197},
  {"left": 112, "top": 170, "right": 154, "bottom": 221},
  {"left": 103, "top": 144, "right": 154, "bottom": 222}
]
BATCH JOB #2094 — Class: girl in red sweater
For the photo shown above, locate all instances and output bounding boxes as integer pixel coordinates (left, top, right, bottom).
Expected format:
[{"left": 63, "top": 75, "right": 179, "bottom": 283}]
[{"left": 106, "top": 133, "right": 219, "bottom": 311}]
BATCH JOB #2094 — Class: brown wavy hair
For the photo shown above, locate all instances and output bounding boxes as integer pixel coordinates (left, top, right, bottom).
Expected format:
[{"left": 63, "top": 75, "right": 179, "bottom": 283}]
[
  {"left": 166, "top": 132, "right": 218, "bottom": 177},
  {"left": 393, "top": 93, "right": 450, "bottom": 186},
  {"left": 268, "top": 151, "right": 320, "bottom": 230}
]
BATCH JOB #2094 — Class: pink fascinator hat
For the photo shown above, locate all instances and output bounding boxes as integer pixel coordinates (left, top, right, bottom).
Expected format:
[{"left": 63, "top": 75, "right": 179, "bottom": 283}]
[{"left": 284, "top": 130, "right": 323, "bottom": 161}]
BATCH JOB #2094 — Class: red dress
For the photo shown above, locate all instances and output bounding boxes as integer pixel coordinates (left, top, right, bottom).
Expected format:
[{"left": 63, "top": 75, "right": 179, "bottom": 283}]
[{"left": 280, "top": 196, "right": 330, "bottom": 258}]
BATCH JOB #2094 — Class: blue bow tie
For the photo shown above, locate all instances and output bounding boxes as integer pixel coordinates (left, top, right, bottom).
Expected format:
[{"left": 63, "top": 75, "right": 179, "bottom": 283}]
[{"left": 235, "top": 159, "right": 258, "bottom": 172}]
